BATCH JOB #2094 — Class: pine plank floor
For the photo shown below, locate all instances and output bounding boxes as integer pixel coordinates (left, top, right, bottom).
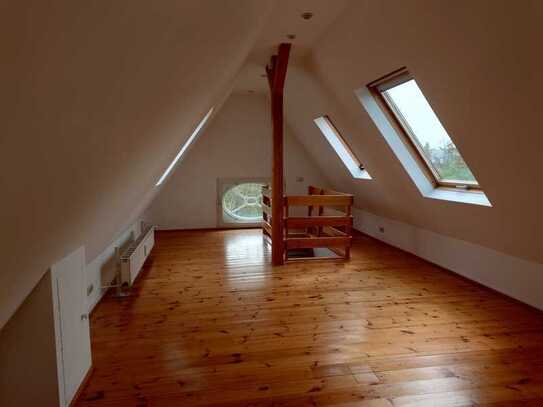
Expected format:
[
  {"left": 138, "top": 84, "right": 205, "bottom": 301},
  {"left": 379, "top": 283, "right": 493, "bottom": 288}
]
[{"left": 75, "top": 229, "right": 543, "bottom": 406}]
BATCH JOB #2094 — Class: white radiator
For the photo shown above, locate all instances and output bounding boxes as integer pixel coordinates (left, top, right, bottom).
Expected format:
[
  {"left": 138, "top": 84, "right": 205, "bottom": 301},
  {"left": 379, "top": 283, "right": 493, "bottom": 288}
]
[{"left": 120, "top": 226, "right": 155, "bottom": 286}]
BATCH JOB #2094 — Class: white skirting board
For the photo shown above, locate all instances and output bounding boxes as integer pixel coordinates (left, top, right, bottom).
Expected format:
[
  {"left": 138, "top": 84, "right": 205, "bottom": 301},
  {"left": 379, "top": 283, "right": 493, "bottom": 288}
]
[{"left": 353, "top": 208, "right": 543, "bottom": 311}]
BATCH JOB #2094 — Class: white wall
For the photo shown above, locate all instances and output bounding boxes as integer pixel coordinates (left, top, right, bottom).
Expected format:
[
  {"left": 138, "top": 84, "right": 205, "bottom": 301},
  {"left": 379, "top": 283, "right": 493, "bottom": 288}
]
[
  {"left": 85, "top": 220, "right": 141, "bottom": 312},
  {"left": 0, "top": 0, "right": 273, "bottom": 329},
  {"left": 354, "top": 208, "right": 543, "bottom": 311},
  {"left": 4, "top": 0, "right": 543, "bottom": 334},
  {"left": 283, "top": 0, "right": 543, "bottom": 266},
  {"left": 1, "top": 220, "right": 143, "bottom": 406},
  {"left": 0, "top": 272, "right": 59, "bottom": 407},
  {"left": 144, "top": 92, "right": 330, "bottom": 229}
]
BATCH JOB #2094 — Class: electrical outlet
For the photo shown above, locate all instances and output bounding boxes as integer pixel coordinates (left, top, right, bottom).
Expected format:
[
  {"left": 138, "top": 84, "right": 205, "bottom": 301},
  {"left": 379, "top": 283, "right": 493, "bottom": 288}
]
[
  {"left": 87, "top": 284, "right": 94, "bottom": 296},
  {"left": 379, "top": 226, "right": 385, "bottom": 233}
]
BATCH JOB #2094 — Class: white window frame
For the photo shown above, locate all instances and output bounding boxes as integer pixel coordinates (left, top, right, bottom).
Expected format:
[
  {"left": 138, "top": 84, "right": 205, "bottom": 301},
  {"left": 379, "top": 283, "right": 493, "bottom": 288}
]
[
  {"left": 314, "top": 116, "right": 371, "bottom": 180},
  {"left": 217, "top": 177, "right": 270, "bottom": 228},
  {"left": 355, "top": 68, "right": 491, "bottom": 207},
  {"left": 371, "top": 70, "right": 479, "bottom": 190}
]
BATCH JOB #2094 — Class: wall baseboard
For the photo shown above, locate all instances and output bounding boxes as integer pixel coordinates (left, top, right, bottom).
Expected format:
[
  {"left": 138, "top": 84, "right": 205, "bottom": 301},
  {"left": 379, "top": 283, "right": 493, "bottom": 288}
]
[
  {"left": 155, "top": 226, "right": 262, "bottom": 232},
  {"left": 353, "top": 208, "right": 543, "bottom": 311}
]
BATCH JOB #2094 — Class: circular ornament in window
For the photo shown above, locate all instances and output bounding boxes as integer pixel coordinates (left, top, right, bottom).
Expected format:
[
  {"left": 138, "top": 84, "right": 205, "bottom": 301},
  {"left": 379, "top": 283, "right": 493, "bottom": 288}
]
[{"left": 222, "top": 183, "right": 264, "bottom": 222}]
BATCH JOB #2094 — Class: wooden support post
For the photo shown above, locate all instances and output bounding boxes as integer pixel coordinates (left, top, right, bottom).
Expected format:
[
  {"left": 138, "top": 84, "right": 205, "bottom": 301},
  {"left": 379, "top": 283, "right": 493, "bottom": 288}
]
[
  {"left": 266, "top": 43, "right": 291, "bottom": 266},
  {"left": 344, "top": 204, "right": 352, "bottom": 260}
]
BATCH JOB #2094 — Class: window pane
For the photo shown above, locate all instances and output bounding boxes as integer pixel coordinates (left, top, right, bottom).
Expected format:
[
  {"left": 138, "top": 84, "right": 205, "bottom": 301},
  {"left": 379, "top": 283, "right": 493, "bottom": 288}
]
[
  {"left": 314, "top": 116, "right": 369, "bottom": 180},
  {"left": 222, "top": 183, "right": 264, "bottom": 222},
  {"left": 382, "top": 80, "right": 477, "bottom": 184}
]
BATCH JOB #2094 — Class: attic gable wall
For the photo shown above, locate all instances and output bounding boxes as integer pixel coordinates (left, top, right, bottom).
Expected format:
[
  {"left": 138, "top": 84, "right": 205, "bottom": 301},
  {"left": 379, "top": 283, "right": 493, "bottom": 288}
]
[
  {"left": 283, "top": 0, "right": 543, "bottom": 264},
  {"left": 0, "top": 0, "right": 272, "bottom": 328},
  {"left": 144, "top": 92, "right": 330, "bottom": 229}
]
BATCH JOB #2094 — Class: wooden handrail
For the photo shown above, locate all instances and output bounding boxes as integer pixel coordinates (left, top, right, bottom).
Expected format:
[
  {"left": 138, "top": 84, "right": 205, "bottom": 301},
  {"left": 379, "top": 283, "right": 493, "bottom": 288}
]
[
  {"left": 308, "top": 186, "right": 351, "bottom": 196},
  {"left": 285, "top": 195, "right": 353, "bottom": 207},
  {"left": 285, "top": 216, "right": 352, "bottom": 228},
  {"left": 262, "top": 186, "right": 272, "bottom": 199},
  {"left": 262, "top": 185, "right": 353, "bottom": 261},
  {"left": 262, "top": 202, "right": 272, "bottom": 216},
  {"left": 286, "top": 236, "right": 351, "bottom": 249},
  {"left": 262, "top": 221, "right": 272, "bottom": 238},
  {"left": 321, "top": 225, "right": 348, "bottom": 237}
]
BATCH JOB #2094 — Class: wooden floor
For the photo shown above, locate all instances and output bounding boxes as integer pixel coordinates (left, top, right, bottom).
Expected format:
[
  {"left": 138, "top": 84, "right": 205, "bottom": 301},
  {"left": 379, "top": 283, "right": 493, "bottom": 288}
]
[{"left": 76, "top": 229, "right": 543, "bottom": 407}]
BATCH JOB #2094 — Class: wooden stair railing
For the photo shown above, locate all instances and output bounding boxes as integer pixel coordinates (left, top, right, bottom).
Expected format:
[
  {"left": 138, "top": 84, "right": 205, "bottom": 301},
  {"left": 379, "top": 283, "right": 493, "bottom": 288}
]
[
  {"left": 261, "top": 185, "right": 273, "bottom": 240},
  {"left": 262, "top": 185, "right": 353, "bottom": 261}
]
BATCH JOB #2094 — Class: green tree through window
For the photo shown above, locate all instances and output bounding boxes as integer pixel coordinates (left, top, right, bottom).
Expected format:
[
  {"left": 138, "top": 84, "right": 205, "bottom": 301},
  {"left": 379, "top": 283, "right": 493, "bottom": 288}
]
[{"left": 382, "top": 78, "right": 478, "bottom": 186}]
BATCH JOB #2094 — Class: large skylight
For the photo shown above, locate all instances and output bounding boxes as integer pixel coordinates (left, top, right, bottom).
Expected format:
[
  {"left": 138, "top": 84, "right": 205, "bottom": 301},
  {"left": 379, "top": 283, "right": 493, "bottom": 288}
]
[
  {"left": 156, "top": 107, "right": 214, "bottom": 186},
  {"left": 380, "top": 78, "right": 478, "bottom": 187},
  {"left": 314, "top": 116, "right": 370, "bottom": 180}
]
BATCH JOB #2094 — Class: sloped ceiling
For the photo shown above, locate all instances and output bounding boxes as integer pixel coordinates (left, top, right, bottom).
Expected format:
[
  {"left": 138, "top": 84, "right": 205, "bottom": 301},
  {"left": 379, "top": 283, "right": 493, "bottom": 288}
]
[
  {"left": 0, "top": 0, "right": 273, "bottom": 328},
  {"left": 3, "top": 0, "right": 542, "bottom": 328},
  {"left": 233, "top": 0, "right": 352, "bottom": 95},
  {"left": 281, "top": 0, "right": 543, "bottom": 264}
]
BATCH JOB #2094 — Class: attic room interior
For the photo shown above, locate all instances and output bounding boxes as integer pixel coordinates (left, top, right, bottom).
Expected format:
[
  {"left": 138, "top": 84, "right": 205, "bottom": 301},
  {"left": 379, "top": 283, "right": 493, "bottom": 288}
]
[{"left": 1, "top": 0, "right": 543, "bottom": 406}]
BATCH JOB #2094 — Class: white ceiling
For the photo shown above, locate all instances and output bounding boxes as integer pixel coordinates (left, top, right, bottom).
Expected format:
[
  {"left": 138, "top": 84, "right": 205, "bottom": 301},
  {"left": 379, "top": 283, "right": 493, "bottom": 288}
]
[{"left": 233, "top": 0, "right": 352, "bottom": 94}]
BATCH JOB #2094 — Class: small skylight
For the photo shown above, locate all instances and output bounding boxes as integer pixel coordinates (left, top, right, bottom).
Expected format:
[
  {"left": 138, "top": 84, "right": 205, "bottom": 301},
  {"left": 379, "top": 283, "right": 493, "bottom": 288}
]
[
  {"left": 314, "top": 116, "right": 370, "bottom": 180},
  {"left": 156, "top": 107, "right": 214, "bottom": 186}
]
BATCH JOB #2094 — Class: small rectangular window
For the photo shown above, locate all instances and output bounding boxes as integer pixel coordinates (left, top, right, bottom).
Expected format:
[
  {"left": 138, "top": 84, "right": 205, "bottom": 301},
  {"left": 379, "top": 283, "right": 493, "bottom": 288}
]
[
  {"left": 369, "top": 69, "right": 479, "bottom": 189},
  {"left": 314, "top": 116, "right": 370, "bottom": 180}
]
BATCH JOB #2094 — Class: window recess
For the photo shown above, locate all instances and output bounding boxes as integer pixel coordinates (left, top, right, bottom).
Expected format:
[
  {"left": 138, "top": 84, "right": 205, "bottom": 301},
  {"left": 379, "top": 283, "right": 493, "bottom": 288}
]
[
  {"left": 314, "top": 115, "right": 371, "bottom": 180},
  {"left": 156, "top": 107, "right": 214, "bottom": 186},
  {"left": 368, "top": 68, "right": 480, "bottom": 190}
]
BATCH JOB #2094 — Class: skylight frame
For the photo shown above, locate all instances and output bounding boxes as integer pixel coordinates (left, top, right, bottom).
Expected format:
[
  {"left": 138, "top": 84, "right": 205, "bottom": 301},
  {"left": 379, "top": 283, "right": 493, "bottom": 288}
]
[
  {"left": 314, "top": 115, "right": 370, "bottom": 180},
  {"left": 156, "top": 107, "right": 214, "bottom": 186},
  {"left": 368, "top": 69, "right": 480, "bottom": 190}
]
